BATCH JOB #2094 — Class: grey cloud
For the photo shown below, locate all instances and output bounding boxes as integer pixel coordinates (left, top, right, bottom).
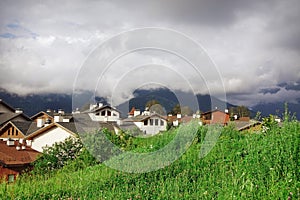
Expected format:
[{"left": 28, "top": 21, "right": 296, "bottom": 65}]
[
  {"left": 259, "top": 88, "right": 281, "bottom": 94},
  {"left": 1, "top": 0, "right": 300, "bottom": 107}
]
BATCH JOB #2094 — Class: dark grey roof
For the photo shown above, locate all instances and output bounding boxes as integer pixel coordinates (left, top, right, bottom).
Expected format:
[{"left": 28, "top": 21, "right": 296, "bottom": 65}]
[
  {"left": 90, "top": 105, "right": 121, "bottom": 113},
  {"left": 12, "top": 121, "right": 40, "bottom": 136},
  {"left": 0, "top": 99, "right": 16, "bottom": 113},
  {"left": 0, "top": 113, "right": 31, "bottom": 127},
  {"left": 72, "top": 113, "right": 116, "bottom": 133},
  {"left": 118, "top": 121, "right": 139, "bottom": 131},
  {"left": 233, "top": 121, "right": 261, "bottom": 131},
  {"left": 130, "top": 113, "right": 166, "bottom": 122},
  {"left": 57, "top": 122, "right": 78, "bottom": 134}
]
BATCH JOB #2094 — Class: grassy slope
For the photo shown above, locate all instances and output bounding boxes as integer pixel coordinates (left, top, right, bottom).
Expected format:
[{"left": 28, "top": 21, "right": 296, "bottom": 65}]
[{"left": 1, "top": 122, "right": 299, "bottom": 199}]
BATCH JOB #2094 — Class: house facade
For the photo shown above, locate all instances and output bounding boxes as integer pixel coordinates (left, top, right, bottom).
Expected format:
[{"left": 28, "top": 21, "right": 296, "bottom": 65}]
[
  {"left": 131, "top": 113, "right": 167, "bottom": 135},
  {"left": 0, "top": 121, "right": 39, "bottom": 141},
  {"left": 88, "top": 104, "right": 121, "bottom": 124},
  {"left": 201, "top": 109, "right": 230, "bottom": 125},
  {"left": 0, "top": 140, "right": 40, "bottom": 182},
  {"left": 25, "top": 122, "right": 77, "bottom": 152}
]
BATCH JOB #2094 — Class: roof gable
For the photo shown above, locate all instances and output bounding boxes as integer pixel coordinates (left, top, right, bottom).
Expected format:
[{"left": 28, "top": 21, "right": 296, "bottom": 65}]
[
  {"left": 25, "top": 122, "right": 78, "bottom": 140},
  {"left": 0, "top": 99, "right": 16, "bottom": 113},
  {"left": 30, "top": 111, "right": 54, "bottom": 120},
  {"left": 0, "top": 140, "right": 40, "bottom": 166}
]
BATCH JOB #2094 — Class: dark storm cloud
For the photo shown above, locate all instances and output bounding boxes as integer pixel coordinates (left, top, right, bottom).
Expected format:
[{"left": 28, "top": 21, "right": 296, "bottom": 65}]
[
  {"left": 0, "top": 0, "right": 299, "bottom": 106},
  {"left": 259, "top": 88, "right": 281, "bottom": 95}
]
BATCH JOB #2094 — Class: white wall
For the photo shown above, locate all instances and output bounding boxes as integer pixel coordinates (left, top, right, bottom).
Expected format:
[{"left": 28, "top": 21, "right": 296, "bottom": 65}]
[
  {"left": 31, "top": 127, "right": 74, "bottom": 152},
  {"left": 135, "top": 117, "right": 167, "bottom": 135}
]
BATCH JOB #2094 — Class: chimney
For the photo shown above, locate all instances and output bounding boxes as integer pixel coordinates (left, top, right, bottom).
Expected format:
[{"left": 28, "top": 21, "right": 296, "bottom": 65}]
[
  {"left": 89, "top": 103, "right": 97, "bottom": 111},
  {"left": 15, "top": 108, "right": 23, "bottom": 114},
  {"left": 37, "top": 118, "right": 45, "bottom": 128},
  {"left": 58, "top": 109, "right": 65, "bottom": 115},
  {"left": 26, "top": 140, "right": 32, "bottom": 147},
  {"left": 98, "top": 102, "right": 103, "bottom": 108},
  {"left": 6, "top": 139, "right": 14, "bottom": 146},
  {"left": 134, "top": 110, "right": 141, "bottom": 117}
]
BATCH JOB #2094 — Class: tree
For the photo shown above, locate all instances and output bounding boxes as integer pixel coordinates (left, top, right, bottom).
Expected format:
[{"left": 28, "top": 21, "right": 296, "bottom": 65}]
[
  {"left": 171, "top": 104, "right": 193, "bottom": 116},
  {"left": 229, "top": 106, "right": 250, "bottom": 118},
  {"left": 145, "top": 100, "right": 160, "bottom": 110}
]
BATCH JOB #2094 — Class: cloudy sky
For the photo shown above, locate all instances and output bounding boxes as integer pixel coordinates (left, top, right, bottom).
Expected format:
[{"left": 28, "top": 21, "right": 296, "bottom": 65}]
[{"left": 0, "top": 0, "right": 300, "bottom": 106}]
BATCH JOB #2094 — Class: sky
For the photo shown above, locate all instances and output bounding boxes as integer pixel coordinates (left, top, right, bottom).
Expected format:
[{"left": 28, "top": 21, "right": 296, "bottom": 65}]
[{"left": 0, "top": 0, "right": 300, "bottom": 107}]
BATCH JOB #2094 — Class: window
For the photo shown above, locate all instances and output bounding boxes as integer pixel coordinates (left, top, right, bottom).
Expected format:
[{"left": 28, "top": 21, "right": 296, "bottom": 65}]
[
  {"left": 95, "top": 112, "right": 100, "bottom": 116},
  {"left": 101, "top": 111, "right": 105, "bottom": 116},
  {"left": 11, "top": 127, "right": 14, "bottom": 136},
  {"left": 16, "top": 130, "right": 18, "bottom": 136},
  {"left": 144, "top": 120, "right": 148, "bottom": 126},
  {"left": 8, "top": 174, "right": 15, "bottom": 183},
  {"left": 160, "top": 120, "right": 164, "bottom": 126},
  {"left": 155, "top": 119, "right": 159, "bottom": 126},
  {"left": 8, "top": 129, "right": 10, "bottom": 135},
  {"left": 150, "top": 119, "right": 153, "bottom": 126},
  {"left": 107, "top": 110, "right": 111, "bottom": 116}
]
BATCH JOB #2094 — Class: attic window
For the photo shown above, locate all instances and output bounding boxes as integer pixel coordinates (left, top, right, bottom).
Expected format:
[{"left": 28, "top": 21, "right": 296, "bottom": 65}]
[
  {"left": 150, "top": 119, "right": 153, "bottom": 126},
  {"left": 8, "top": 174, "right": 15, "bottom": 183},
  {"left": 95, "top": 112, "right": 100, "bottom": 116},
  {"left": 16, "top": 130, "right": 18, "bottom": 136},
  {"left": 107, "top": 110, "right": 111, "bottom": 116},
  {"left": 8, "top": 129, "right": 10, "bottom": 135},
  {"left": 144, "top": 120, "right": 148, "bottom": 126},
  {"left": 160, "top": 120, "right": 164, "bottom": 126},
  {"left": 101, "top": 111, "right": 105, "bottom": 116},
  {"left": 155, "top": 119, "right": 159, "bottom": 126}
]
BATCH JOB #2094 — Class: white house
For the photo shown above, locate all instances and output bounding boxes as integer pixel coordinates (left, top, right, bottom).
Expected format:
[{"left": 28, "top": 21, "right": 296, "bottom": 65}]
[
  {"left": 25, "top": 122, "right": 77, "bottom": 152},
  {"left": 87, "top": 104, "right": 121, "bottom": 125},
  {"left": 131, "top": 113, "right": 167, "bottom": 135}
]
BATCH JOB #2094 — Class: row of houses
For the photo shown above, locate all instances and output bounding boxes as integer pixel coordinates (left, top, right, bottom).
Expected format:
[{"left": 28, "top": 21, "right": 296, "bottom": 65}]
[{"left": 0, "top": 99, "right": 261, "bottom": 182}]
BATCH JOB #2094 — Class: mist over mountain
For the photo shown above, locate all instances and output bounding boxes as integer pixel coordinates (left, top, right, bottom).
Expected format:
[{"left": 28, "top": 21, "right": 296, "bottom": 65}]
[{"left": 0, "top": 87, "right": 299, "bottom": 120}]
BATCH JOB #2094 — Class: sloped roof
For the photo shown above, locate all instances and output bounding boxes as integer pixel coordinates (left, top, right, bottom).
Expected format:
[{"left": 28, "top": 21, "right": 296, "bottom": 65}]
[
  {"left": 90, "top": 105, "right": 121, "bottom": 113},
  {"left": 130, "top": 113, "right": 167, "bottom": 122},
  {"left": 0, "top": 140, "right": 40, "bottom": 166},
  {"left": 25, "top": 122, "right": 78, "bottom": 140},
  {"left": 72, "top": 113, "right": 116, "bottom": 133},
  {"left": 0, "top": 99, "right": 16, "bottom": 113},
  {"left": 128, "top": 107, "right": 136, "bottom": 115},
  {"left": 201, "top": 109, "right": 228, "bottom": 115},
  {"left": 0, "top": 113, "right": 31, "bottom": 127},
  {"left": 30, "top": 111, "right": 54, "bottom": 120},
  {"left": 12, "top": 121, "right": 40, "bottom": 136},
  {"left": 233, "top": 120, "right": 262, "bottom": 131}
]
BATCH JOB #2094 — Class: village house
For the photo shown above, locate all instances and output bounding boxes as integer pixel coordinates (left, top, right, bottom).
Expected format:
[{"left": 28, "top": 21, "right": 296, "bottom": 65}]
[
  {"left": 25, "top": 122, "right": 78, "bottom": 152},
  {"left": 0, "top": 121, "right": 39, "bottom": 141},
  {"left": 201, "top": 109, "right": 230, "bottom": 125},
  {"left": 125, "top": 108, "right": 167, "bottom": 135},
  {"left": 31, "top": 109, "right": 73, "bottom": 124},
  {"left": 0, "top": 99, "right": 31, "bottom": 129},
  {"left": 84, "top": 103, "right": 121, "bottom": 125},
  {"left": 0, "top": 139, "right": 40, "bottom": 182}
]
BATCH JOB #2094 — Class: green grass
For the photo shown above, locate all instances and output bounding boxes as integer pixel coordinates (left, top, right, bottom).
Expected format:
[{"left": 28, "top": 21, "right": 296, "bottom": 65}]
[{"left": 1, "top": 121, "right": 299, "bottom": 199}]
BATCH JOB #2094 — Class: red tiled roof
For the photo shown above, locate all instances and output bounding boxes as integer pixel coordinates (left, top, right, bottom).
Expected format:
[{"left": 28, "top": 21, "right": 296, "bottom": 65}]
[
  {"left": 128, "top": 107, "right": 135, "bottom": 115},
  {"left": 0, "top": 140, "right": 40, "bottom": 166}
]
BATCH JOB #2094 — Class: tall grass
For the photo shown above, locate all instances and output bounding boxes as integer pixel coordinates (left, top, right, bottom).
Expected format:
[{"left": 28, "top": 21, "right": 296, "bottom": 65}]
[{"left": 0, "top": 121, "right": 299, "bottom": 199}]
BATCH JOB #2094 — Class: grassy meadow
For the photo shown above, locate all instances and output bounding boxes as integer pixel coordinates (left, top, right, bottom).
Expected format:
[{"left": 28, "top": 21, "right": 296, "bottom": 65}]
[{"left": 0, "top": 120, "right": 299, "bottom": 199}]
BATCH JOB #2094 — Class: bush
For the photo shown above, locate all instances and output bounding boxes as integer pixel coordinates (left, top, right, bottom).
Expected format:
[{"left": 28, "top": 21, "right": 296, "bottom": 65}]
[{"left": 32, "top": 137, "right": 89, "bottom": 174}]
